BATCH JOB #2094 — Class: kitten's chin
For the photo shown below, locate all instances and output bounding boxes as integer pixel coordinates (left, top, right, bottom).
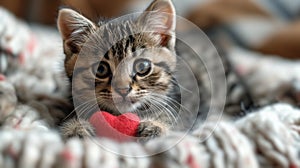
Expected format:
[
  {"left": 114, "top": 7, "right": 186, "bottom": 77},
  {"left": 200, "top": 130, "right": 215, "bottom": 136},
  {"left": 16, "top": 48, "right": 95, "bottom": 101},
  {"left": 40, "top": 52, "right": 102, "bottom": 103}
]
[{"left": 101, "top": 101, "right": 141, "bottom": 114}]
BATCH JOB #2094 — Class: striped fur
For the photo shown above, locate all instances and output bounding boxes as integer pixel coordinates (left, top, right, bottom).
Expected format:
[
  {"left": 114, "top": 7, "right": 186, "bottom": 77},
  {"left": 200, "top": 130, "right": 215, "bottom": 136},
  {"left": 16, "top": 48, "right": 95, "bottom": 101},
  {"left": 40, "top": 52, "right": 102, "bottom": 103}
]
[{"left": 58, "top": 0, "right": 179, "bottom": 140}]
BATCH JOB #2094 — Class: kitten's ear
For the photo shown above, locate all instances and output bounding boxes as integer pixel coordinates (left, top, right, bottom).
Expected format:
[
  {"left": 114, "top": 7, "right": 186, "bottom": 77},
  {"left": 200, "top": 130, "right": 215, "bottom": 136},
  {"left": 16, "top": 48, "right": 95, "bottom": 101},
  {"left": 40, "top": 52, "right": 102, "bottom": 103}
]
[
  {"left": 57, "top": 8, "right": 96, "bottom": 54},
  {"left": 138, "top": 0, "right": 176, "bottom": 48}
]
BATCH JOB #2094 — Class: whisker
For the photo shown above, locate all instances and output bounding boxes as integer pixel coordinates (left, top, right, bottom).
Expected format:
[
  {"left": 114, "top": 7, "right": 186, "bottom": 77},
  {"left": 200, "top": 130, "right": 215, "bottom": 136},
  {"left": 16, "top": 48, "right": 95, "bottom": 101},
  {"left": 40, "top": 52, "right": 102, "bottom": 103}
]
[
  {"left": 145, "top": 97, "right": 178, "bottom": 125},
  {"left": 147, "top": 93, "right": 190, "bottom": 126},
  {"left": 62, "top": 98, "right": 98, "bottom": 120},
  {"left": 170, "top": 78, "right": 194, "bottom": 94},
  {"left": 150, "top": 93, "right": 193, "bottom": 115}
]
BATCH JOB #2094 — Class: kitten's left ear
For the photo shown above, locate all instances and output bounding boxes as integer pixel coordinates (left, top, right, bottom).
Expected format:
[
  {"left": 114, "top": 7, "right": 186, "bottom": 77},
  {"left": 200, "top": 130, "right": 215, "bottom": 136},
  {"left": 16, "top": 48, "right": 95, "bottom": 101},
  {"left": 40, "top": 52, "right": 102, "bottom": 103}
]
[
  {"left": 57, "top": 8, "right": 96, "bottom": 56},
  {"left": 57, "top": 8, "right": 96, "bottom": 41},
  {"left": 138, "top": 0, "right": 176, "bottom": 48}
]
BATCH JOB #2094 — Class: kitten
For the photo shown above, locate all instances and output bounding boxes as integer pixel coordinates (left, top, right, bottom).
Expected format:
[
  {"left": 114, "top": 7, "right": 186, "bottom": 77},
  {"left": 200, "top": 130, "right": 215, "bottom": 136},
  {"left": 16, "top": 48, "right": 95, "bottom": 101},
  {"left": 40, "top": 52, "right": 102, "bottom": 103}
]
[
  {"left": 57, "top": 0, "right": 179, "bottom": 141},
  {"left": 57, "top": 0, "right": 253, "bottom": 140}
]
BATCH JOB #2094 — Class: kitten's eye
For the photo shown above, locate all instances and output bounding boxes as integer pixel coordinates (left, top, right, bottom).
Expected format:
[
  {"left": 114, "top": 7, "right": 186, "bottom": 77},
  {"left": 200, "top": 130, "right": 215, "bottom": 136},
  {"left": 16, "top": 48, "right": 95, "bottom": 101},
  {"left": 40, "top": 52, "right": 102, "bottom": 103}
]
[
  {"left": 134, "top": 59, "right": 152, "bottom": 77},
  {"left": 96, "top": 62, "right": 111, "bottom": 78}
]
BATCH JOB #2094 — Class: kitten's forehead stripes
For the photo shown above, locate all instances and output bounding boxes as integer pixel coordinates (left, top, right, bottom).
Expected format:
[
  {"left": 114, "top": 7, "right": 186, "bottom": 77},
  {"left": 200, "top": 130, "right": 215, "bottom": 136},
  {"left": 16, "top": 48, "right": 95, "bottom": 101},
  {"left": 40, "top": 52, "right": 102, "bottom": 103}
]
[
  {"left": 90, "top": 18, "right": 163, "bottom": 60},
  {"left": 104, "top": 52, "right": 109, "bottom": 60}
]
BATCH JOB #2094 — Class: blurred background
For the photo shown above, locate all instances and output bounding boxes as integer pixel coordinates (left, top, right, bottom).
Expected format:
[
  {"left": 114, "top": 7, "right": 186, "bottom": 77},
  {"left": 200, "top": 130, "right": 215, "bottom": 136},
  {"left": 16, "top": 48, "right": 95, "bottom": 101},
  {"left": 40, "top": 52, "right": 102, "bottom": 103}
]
[
  {"left": 1, "top": 0, "right": 300, "bottom": 59},
  {"left": 0, "top": 0, "right": 198, "bottom": 25}
]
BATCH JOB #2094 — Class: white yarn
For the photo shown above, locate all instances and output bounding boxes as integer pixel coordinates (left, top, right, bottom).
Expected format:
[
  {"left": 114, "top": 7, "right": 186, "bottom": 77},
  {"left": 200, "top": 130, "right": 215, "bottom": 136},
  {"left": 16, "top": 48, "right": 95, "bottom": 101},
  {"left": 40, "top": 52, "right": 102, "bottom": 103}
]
[
  {"left": 0, "top": 103, "right": 299, "bottom": 168},
  {"left": 193, "top": 122, "right": 258, "bottom": 168},
  {"left": 2, "top": 105, "right": 49, "bottom": 131},
  {"left": 236, "top": 104, "right": 300, "bottom": 167},
  {"left": 228, "top": 47, "right": 300, "bottom": 105}
]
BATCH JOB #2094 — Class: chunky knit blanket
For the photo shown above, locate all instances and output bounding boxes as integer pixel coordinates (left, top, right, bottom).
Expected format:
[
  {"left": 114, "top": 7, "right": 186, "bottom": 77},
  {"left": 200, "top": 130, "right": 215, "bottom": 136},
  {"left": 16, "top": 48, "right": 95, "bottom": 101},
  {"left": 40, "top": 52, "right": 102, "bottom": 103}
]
[
  {"left": 0, "top": 103, "right": 299, "bottom": 168},
  {"left": 0, "top": 7, "right": 300, "bottom": 168}
]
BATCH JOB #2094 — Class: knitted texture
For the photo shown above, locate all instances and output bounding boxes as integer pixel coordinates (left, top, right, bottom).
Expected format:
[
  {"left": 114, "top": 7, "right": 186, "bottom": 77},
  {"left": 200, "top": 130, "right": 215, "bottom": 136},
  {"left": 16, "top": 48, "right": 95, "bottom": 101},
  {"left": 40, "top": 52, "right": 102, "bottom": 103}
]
[
  {"left": 0, "top": 103, "right": 299, "bottom": 168},
  {"left": 0, "top": 7, "right": 67, "bottom": 97}
]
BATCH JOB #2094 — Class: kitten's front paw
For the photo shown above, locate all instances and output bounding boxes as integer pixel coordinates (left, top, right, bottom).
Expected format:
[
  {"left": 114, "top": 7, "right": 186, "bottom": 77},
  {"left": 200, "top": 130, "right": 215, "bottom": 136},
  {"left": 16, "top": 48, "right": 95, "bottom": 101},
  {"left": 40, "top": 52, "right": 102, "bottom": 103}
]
[
  {"left": 60, "top": 118, "right": 95, "bottom": 139},
  {"left": 137, "top": 121, "right": 166, "bottom": 143}
]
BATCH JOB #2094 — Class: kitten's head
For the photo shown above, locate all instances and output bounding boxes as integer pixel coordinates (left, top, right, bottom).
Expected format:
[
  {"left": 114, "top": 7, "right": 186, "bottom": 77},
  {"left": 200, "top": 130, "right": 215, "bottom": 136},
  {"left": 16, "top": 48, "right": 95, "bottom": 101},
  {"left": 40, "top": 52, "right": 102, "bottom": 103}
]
[{"left": 57, "top": 0, "right": 177, "bottom": 115}]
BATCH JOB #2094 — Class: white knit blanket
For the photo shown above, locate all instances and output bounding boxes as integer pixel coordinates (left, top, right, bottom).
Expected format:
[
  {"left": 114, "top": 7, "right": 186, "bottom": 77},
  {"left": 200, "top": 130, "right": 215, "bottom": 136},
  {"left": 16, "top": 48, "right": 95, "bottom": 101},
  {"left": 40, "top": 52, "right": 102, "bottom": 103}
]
[
  {"left": 0, "top": 7, "right": 300, "bottom": 168},
  {"left": 0, "top": 103, "right": 299, "bottom": 168}
]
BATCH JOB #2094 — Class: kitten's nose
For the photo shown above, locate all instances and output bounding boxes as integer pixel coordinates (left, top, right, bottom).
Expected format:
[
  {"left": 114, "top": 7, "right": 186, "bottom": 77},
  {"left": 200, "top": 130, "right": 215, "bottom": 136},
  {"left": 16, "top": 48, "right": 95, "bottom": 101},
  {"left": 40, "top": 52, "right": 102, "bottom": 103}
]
[{"left": 115, "top": 86, "right": 132, "bottom": 97}]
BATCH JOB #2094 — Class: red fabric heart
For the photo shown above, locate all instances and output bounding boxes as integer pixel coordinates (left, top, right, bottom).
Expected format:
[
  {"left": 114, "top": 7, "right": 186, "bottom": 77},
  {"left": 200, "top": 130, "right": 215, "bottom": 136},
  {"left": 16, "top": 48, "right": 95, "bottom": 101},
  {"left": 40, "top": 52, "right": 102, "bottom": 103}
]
[{"left": 89, "top": 111, "right": 140, "bottom": 142}]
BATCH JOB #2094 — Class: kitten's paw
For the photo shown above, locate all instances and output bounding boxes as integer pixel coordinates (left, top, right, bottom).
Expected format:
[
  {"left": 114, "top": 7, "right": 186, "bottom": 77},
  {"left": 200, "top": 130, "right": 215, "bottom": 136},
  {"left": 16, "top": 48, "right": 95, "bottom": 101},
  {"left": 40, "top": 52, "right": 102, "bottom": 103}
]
[
  {"left": 137, "top": 121, "right": 166, "bottom": 143},
  {"left": 60, "top": 118, "right": 95, "bottom": 139}
]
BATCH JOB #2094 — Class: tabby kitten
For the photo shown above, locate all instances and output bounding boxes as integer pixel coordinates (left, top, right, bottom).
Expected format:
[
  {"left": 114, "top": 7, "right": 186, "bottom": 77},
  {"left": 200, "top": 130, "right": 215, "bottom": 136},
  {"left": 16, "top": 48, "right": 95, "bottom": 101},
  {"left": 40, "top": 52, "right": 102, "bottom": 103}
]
[{"left": 58, "top": 0, "right": 181, "bottom": 140}]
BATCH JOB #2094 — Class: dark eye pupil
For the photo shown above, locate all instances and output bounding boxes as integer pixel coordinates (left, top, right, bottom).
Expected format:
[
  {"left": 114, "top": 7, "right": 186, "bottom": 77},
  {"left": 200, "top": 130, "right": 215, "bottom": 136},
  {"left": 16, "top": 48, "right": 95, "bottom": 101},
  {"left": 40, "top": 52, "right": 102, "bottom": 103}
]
[
  {"left": 96, "top": 62, "right": 110, "bottom": 78},
  {"left": 98, "top": 65, "right": 105, "bottom": 74}
]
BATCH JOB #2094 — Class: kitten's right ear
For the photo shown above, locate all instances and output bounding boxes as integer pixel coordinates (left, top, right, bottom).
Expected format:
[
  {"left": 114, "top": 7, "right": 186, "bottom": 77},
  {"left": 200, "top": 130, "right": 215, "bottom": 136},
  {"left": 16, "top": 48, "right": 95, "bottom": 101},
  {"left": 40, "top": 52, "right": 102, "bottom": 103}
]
[
  {"left": 57, "top": 8, "right": 96, "bottom": 54},
  {"left": 137, "top": 0, "right": 176, "bottom": 48}
]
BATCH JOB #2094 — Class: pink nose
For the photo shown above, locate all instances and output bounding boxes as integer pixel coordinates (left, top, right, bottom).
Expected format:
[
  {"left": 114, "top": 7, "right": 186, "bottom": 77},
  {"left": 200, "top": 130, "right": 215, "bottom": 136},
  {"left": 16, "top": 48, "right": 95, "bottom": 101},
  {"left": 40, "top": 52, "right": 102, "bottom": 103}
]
[{"left": 115, "top": 86, "right": 131, "bottom": 97}]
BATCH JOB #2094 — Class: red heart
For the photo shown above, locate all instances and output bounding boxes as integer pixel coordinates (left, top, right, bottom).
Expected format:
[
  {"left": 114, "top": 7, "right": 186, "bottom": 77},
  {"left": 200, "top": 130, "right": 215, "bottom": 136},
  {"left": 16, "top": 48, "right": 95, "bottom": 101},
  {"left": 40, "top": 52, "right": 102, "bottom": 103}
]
[{"left": 89, "top": 111, "right": 140, "bottom": 142}]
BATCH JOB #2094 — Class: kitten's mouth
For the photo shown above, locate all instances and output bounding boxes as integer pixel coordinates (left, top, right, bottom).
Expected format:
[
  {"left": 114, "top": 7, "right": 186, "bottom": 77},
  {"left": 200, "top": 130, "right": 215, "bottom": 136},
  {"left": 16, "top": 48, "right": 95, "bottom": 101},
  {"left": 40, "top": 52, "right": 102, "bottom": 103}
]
[
  {"left": 109, "top": 96, "right": 139, "bottom": 112},
  {"left": 112, "top": 96, "right": 138, "bottom": 104},
  {"left": 99, "top": 97, "right": 149, "bottom": 115}
]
